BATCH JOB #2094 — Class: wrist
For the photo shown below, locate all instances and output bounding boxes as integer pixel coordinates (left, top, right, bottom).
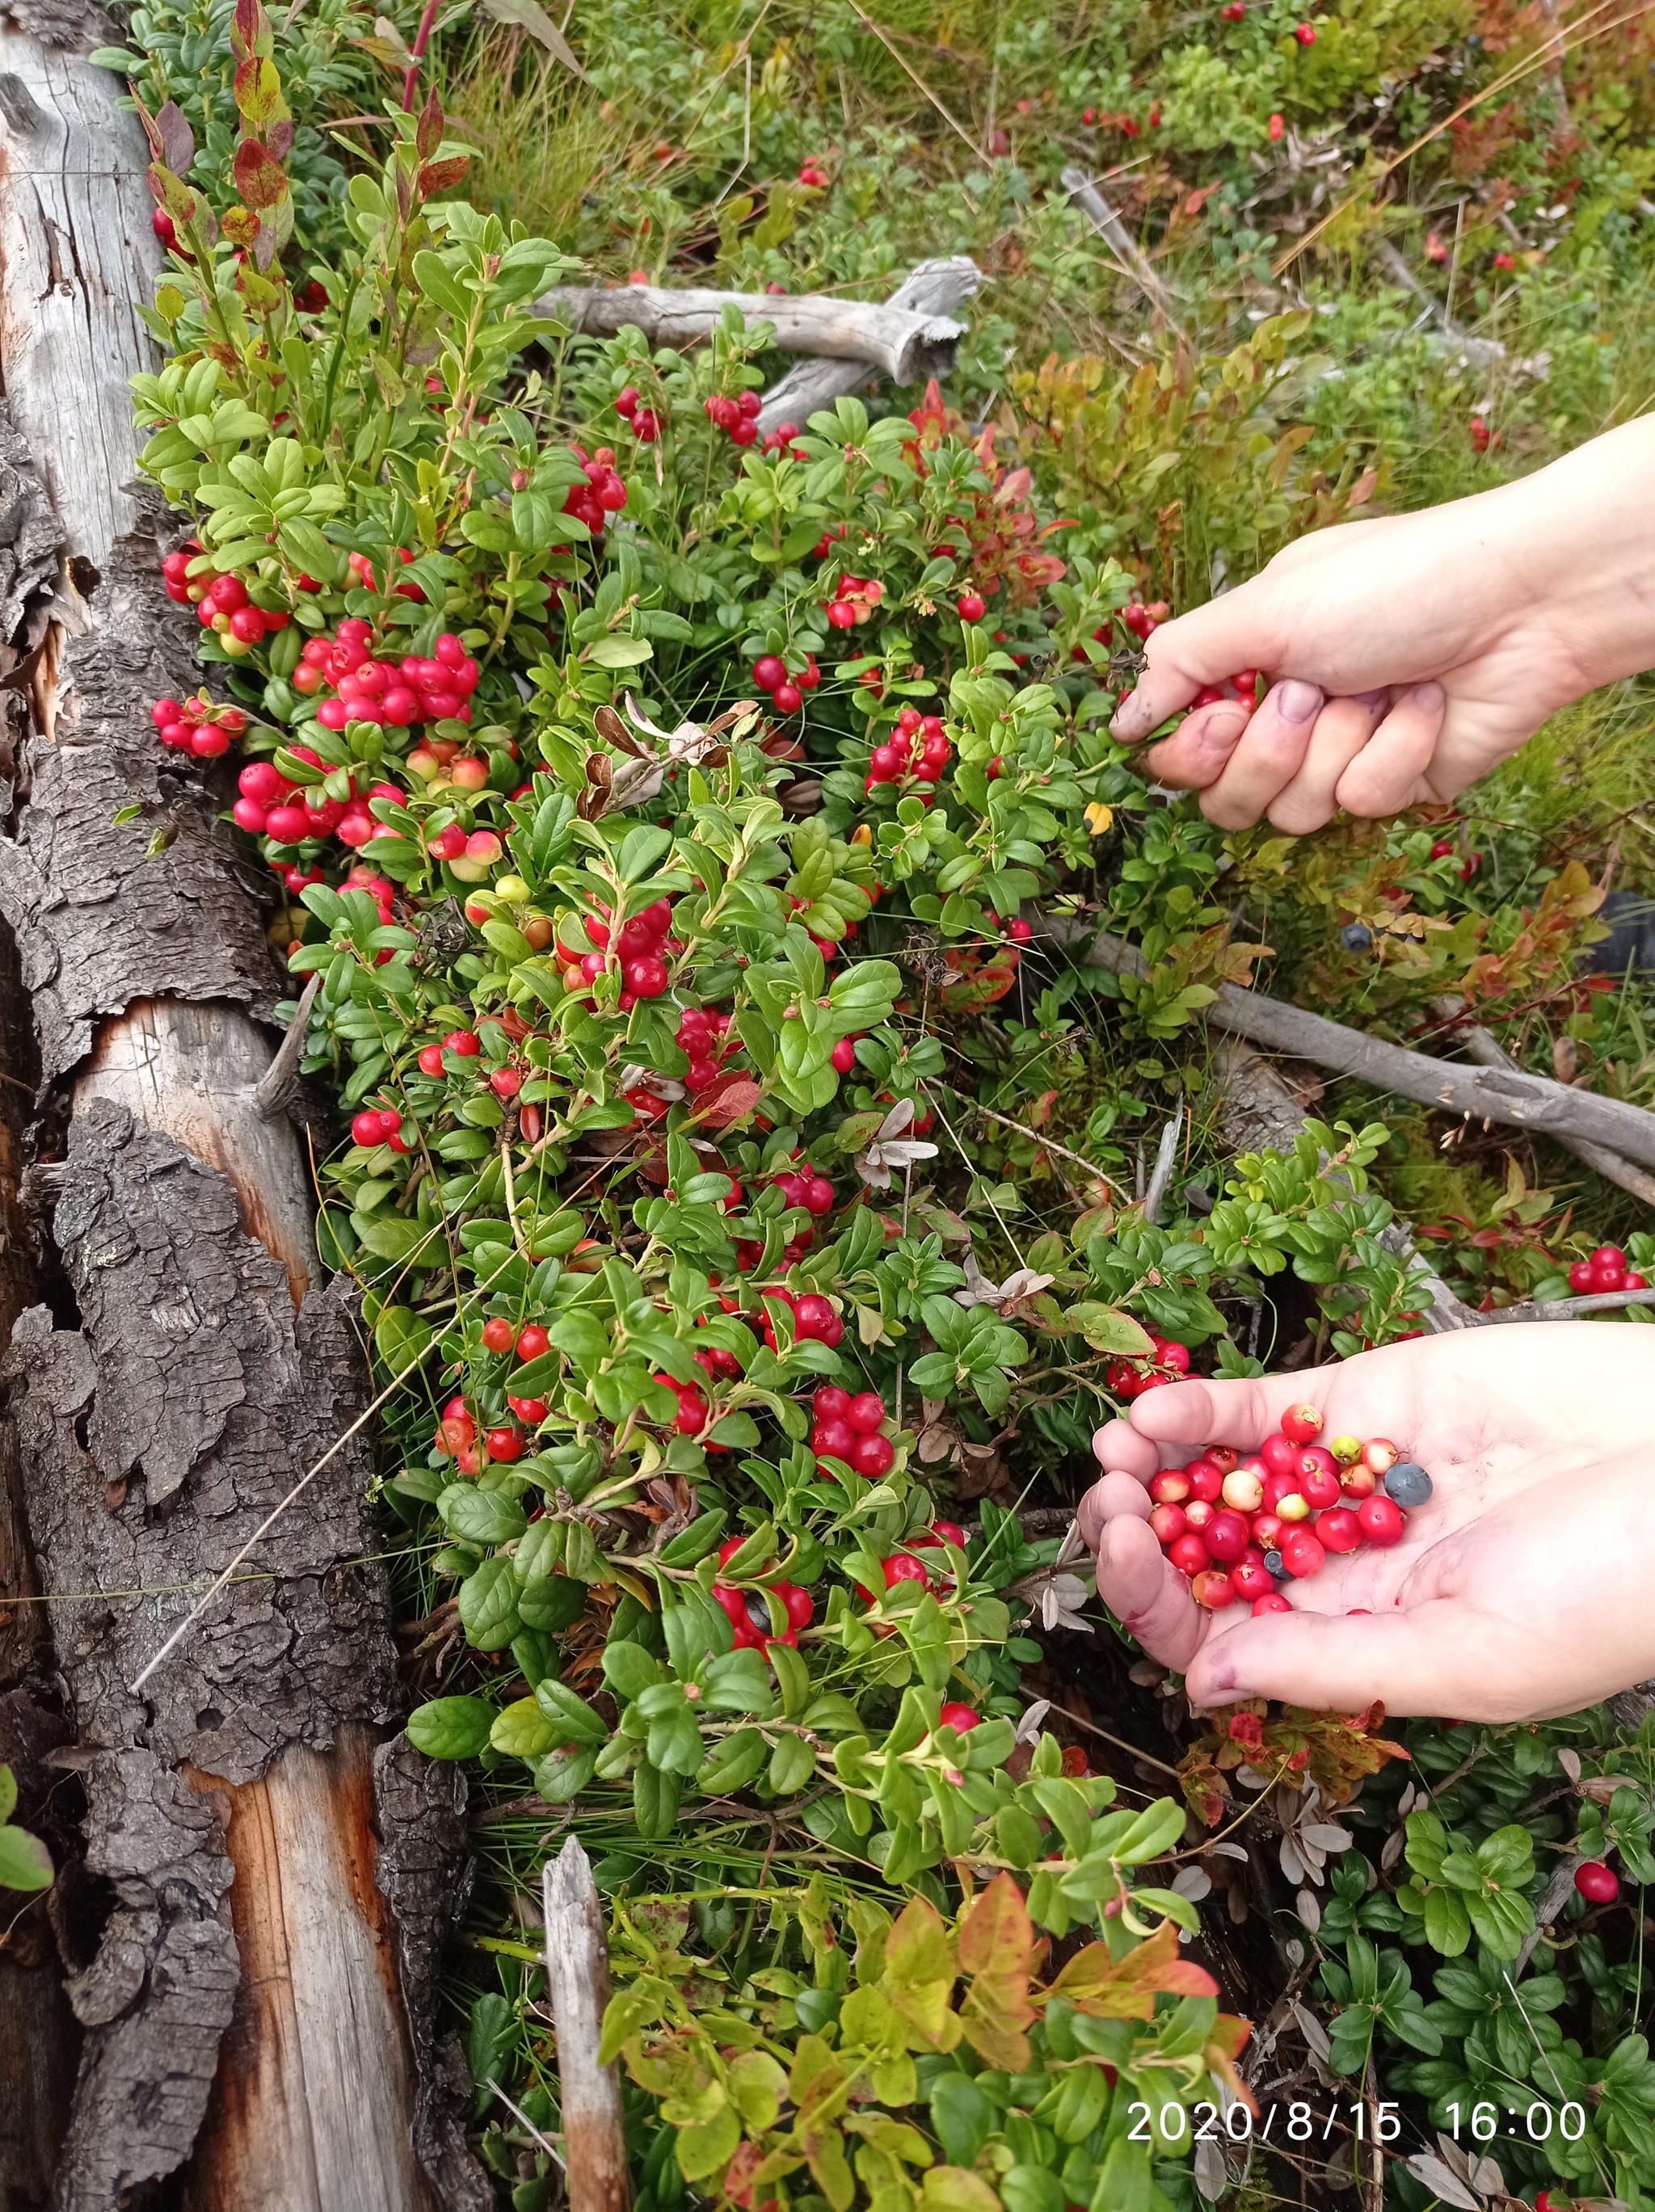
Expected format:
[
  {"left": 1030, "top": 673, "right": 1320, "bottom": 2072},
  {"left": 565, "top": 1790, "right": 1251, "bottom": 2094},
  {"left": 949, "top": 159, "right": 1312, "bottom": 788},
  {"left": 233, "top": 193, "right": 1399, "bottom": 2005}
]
[{"left": 1493, "top": 418, "right": 1655, "bottom": 694}]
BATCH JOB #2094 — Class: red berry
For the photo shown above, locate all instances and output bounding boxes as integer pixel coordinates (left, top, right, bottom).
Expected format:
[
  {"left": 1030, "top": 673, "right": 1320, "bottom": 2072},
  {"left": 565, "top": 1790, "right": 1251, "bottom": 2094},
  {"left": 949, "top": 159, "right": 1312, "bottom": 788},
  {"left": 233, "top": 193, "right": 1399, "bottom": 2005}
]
[
  {"left": 623, "top": 954, "right": 669, "bottom": 999},
  {"left": 1594, "top": 1244, "right": 1628, "bottom": 1272},
  {"left": 957, "top": 593, "right": 986, "bottom": 623},
  {"left": 1295, "top": 18, "right": 1316, "bottom": 39},
  {"left": 1168, "top": 1533, "right": 1210, "bottom": 1576},
  {"left": 1149, "top": 1470, "right": 1191, "bottom": 1505},
  {"left": 846, "top": 1392, "right": 886, "bottom": 1434},
  {"left": 883, "top": 1553, "right": 929, "bottom": 1591},
  {"left": 793, "top": 1293, "right": 838, "bottom": 1341},
  {"left": 485, "top": 1427, "right": 525, "bottom": 1462},
  {"left": 1231, "top": 1558, "right": 1276, "bottom": 1602},
  {"left": 351, "top": 1109, "right": 389, "bottom": 1147},
  {"left": 831, "top": 1038, "right": 857, "bottom": 1073},
  {"left": 1280, "top": 1532, "right": 1326, "bottom": 1579},
  {"left": 1260, "top": 1433, "right": 1298, "bottom": 1478},
  {"left": 1280, "top": 1402, "right": 1323, "bottom": 1443},
  {"left": 814, "top": 1384, "right": 851, "bottom": 1419},
  {"left": 615, "top": 386, "right": 639, "bottom": 418},
  {"left": 482, "top": 1316, "right": 516, "bottom": 1353},
  {"left": 1356, "top": 1494, "right": 1405, "bottom": 1547},
  {"left": 812, "top": 1418, "right": 857, "bottom": 1460},
  {"left": 1191, "top": 1569, "right": 1236, "bottom": 1610},
  {"left": 827, "top": 600, "right": 856, "bottom": 629},
  {"left": 507, "top": 1394, "right": 548, "bottom": 1424},
  {"left": 1569, "top": 1260, "right": 1595, "bottom": 1293},
  {"left": 773, "top": 683, "right": 803, "bottom": 715},
  {"left": 418, "top": 1044, "right": 445, "bottom": 1077},
  {"left": 516, "top": 1324, "right": 550, "bottom": 1360},
  {"left": 1628, "top": 1272, "right": 1649, "bottom": 1290},
  {"left": 1204, "top": 1510, "right": 1249, "bottom": 1564},
  {"left": 752, "top": 655, "right": 785, "bottom": 691},
  {"left": 153, "top": 206, "right": 178, "bottom": 247},
  {"left": 1185, "top": 1460, "right": 1223, "bottom": 1503},
  {"left": 853, "top": 1432, "right": 895, "bottom": 1478},
  {"left": 1316, "top": 1507, "right": 1362, "bottom": 1554},
  {"left": 1269, "top": 111, "right": 1285, "bottom": 140},
  {"left": 1253, "top": 1592, "right": 1292, "bottom": 1616},
  {"left": 938, "top": 1701, "right": 979, "bottom": 1732},
  {"left": 1574, "top": 1859, "right": 1619, "bottom": 1903}
]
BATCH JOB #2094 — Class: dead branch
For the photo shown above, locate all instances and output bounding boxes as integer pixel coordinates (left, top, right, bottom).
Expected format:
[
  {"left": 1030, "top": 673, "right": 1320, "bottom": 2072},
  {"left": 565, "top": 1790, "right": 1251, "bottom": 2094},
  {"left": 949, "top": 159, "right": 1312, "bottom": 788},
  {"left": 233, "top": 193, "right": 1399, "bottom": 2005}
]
[
  {"left": 1061, "top": 166, "right": 1187, "bottom": 336},
  {"left": 757, "top": 257, "right": 982, "bottom": 432},
  {"left": 1043, "top": 917, "right": 1655, "bottom": 1174},
  {"left": 542, "top": 1838, "right": 630, "bottom": 2212},
  {"left": 537, "top": 277, "right": 971, "bottom": 388}
]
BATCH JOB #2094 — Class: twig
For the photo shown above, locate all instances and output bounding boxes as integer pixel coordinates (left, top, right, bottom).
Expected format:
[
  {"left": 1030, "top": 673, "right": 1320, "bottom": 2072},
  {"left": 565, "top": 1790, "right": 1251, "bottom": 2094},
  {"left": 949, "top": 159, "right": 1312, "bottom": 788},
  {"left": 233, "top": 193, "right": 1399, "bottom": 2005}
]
[
  {"left": 1043, "top": 916, "right": 1655, "bottom": 1174},
  {"left": 251, "top": 971, "right": 321, "bottom": 1121},
  {"left": 1061, "top": 164, "right": 1188, "bottom": 338},
  {"left": 850, "top": 7, "right": 982, "bottom": 159},
  {"left": 965, "top": 1100, "right": 1126, "bottom": 1193},
  {"left": 1143, "top": 1109, "right": 1182, "bottom": 1226},
  {"left": 542, "top": 1839, "right": 630, "bottom": 2212},
  {"left": 756, "top": 258, "right": 982, "bottom": 432}
]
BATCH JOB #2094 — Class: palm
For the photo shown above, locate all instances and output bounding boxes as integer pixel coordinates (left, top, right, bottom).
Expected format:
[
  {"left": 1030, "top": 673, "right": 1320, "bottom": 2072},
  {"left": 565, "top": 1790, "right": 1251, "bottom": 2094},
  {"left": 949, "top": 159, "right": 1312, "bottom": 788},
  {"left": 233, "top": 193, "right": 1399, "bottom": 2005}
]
[{"left": 1080, "top": 1326, "right": 1655, "bottom": 1722}]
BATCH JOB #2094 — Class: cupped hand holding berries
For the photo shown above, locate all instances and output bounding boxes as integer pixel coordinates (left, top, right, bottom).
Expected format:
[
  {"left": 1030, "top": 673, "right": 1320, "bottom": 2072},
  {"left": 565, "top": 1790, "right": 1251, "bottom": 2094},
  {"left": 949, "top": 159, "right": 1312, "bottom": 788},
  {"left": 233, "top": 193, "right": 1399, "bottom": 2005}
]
[
  {"left": 1079, "top": 1323, "right": 1655, "bottom": 1723},
  {"left": 1109, "top": 416, "right": 1655, "bottom": 831}
]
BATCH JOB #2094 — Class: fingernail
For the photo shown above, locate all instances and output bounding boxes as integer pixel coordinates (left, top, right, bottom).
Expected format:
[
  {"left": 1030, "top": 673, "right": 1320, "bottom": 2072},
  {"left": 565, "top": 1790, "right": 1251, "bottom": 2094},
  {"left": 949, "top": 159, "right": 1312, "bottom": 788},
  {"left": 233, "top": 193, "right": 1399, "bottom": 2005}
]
[
  {"left": 1274, "top": 679, "right": 1323, "bottom": 724},
  {"left": 1409, "top": 680, "right": 1446, "bottom": 713}
]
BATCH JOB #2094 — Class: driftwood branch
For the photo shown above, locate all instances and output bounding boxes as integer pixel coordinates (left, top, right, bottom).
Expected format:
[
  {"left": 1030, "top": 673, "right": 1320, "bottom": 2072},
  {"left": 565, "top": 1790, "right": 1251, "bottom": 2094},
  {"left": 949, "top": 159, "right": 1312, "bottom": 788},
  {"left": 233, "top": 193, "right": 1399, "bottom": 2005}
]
[
  {"left": 543, "top": 1837, "right": 630, "bottom": 2212},
  {"left": 1045, "top": 918, "right": 1655, "bottom": 1174},
  {"left": 1430, "top": 995, "right": 1655, "bottom": 1208},
  {"left": 757, "top": 258, "right": 982, "bottom": 432},
  {"left": 1061, "top": 166, "right": 1187, "bottom": 337},
  {"left": 537, "top": 278, "right": 970, "bottom": 388}
]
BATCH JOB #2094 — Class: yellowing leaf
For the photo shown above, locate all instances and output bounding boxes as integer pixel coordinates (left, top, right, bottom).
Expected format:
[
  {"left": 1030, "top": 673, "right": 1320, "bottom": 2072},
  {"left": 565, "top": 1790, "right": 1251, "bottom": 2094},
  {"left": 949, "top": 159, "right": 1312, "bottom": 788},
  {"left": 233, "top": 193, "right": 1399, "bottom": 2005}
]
[
  {"left": 1042, "top": 1921, "right": 1218, "bottom": 2019},
  {"left": 920, "top": 2166, "right": 1001, "bottom": 2212}
]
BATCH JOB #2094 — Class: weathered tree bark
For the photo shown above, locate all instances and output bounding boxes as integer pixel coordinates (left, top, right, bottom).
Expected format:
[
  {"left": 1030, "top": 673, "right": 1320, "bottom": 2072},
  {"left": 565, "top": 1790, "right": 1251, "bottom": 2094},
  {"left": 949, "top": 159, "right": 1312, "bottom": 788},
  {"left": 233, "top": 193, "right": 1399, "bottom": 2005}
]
[
  {"left": 0, "top": 19, "right": 485, "bottom": 2210},
  {"left": 756, "top": 259, "right": 982, "bottom": 432}
]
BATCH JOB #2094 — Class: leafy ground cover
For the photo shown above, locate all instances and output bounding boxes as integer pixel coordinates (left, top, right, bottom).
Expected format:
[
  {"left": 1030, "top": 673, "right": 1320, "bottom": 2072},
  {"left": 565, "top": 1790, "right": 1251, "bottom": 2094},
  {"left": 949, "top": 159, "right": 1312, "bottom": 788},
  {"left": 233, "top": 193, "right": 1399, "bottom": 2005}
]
[{"left": 99, "top": 0, "right": 1655, "bottom": 2201}]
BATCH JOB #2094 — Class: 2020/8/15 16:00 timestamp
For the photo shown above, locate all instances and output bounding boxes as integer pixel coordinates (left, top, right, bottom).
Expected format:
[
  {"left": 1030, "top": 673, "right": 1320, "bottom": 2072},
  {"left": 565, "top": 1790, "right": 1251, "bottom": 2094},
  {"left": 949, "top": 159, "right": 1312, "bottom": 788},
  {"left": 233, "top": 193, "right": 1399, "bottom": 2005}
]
[{"left": 1125, "top": 2099, "right": 1589, "bottom": 2146}]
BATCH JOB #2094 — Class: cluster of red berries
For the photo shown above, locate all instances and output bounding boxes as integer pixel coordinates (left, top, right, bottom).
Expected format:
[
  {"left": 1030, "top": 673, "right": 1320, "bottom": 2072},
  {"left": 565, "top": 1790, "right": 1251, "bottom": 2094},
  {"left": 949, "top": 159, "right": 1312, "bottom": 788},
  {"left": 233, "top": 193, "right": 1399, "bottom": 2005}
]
[
  {"left": 1122, "top": 599, "right": 1169, "bottom": 641},
  {"left": 432, "top": 1392, "right": 527, "bottom": 1475},
  {"left": 750, "top": 652, "right": 821, "bottom": 717},
  {"left": 1295, "top": 19, "right": 1316, "bottom": 41},
  {"left": 150, "top": 691, "right": 247, "bottom": 759},
  {"left": 756, "top": 1286, "right": 844, "bottom": 1352},
  {"left": 865, "top": 708, "right": 953, "bottom": 792},
  {"left": 560, "top": 445, "right": 630, "bottom": 535},
  {"left": 796, "top": 159, "right": 831, "bottom": 187},
  {"left": 1568, "top": 1243, "right": 1647, "bottom": 1297},
  {"left": 704, "top": 390, "right": 765, "bottom": 448},
  {"left": 296, "top": 622, "right": 480, "bottom": 729},
  {"left": 167, "top": 560, "right": 295, "bottom": 655},
  {"left": 1148, "top": 1404, "right": 1433, "bottom": 1613},
  {"left": 1269, "top": 112, "right": 1287, "bottom": 141},
  {"left": 808, "top": 1384, "right": 895, "bottom": 1475},
  {"left": 566, "top": 898, "right": 676, "bottom": 1006},
  {"left": 675, "top": 1002, "right": 745, "bottom": 1095},
  {"left": 825, "top": 574, "right": 884, "bottom": 629},
  {"left": 855, "top": 1522, "right": 970, "bottom": 1608},
  {"left": 1428, "top": 837, "right": 1481, "bottom": 881},
  {"left": 613, "top": 387, "right": 660, "bottom": 443},
  {"left": 244, "top": 749, "right": 406, "bottom": 852},
  {"left": 1469, "top": 414, "right": 1496, "bottom": 454},
  {"left": 350, "top": 1103, "right": 413, "bottom": 1153},
  {"left": 1105, "top": 1333, "right": 1191, "bottom": 1398},
  {"left": 713, "top": 1539, "right": 816, "bottom": 1651}
]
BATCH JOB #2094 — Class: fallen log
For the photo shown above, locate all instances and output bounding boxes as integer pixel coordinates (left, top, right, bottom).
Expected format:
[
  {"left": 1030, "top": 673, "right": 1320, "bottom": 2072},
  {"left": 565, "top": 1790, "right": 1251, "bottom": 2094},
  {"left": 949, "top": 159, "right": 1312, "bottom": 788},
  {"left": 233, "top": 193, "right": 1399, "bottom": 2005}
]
[
  {"left": 0, "top": 20, "right": 482, "bottom": 2210},
  {"left": 1041, "top": 916, "right": 1655, "bottom": 1174},
  {"left": 538, "top": 276, "right": 971, "bottom": 387}
]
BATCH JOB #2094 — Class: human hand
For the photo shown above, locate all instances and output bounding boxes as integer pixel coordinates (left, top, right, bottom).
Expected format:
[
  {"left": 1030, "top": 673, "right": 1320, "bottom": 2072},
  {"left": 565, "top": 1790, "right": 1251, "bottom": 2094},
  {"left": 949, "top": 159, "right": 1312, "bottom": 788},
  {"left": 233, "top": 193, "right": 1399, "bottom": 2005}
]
[
  {"left": 1077, "top": 1323, "right": 1655, "bottom": 1722},
  {"left": 1109, "top": 418, "right": 1655, "bottom": 832}
]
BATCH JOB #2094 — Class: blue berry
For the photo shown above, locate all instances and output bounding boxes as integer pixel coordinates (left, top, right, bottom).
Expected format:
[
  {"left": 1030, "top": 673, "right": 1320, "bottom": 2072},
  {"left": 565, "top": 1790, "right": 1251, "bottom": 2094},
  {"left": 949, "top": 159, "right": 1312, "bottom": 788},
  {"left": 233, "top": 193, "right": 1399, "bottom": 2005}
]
[
  {"left": 1341, "top": 922, "right": 1374, "bottom": 952},
  {"left": 1383, "top": 1461, "right": 1433, "bottom": 1508},
  {"left": 1263, "top": 1548, "right": 1286, "bottom": 1579}
]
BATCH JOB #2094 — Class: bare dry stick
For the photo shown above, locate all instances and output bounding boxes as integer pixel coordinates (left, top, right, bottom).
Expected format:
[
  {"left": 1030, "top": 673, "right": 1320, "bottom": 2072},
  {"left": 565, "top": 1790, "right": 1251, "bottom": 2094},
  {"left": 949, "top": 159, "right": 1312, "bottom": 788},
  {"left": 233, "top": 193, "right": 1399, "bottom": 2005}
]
[
  {"left": 543, "top": 1837, "right": 631, "bottom": 2212},
  {"left": 1061, "top": 164, "right": 1188, "bottom": 337},
  {"left": 1041, "top": 916, "right": 1655, "bottom": 1173},
  {"left": 536, "top": 280, "right": 968, "bottom": 387},
  {"left": 757, "top": 258, "right": 982, "bottom": 432}
]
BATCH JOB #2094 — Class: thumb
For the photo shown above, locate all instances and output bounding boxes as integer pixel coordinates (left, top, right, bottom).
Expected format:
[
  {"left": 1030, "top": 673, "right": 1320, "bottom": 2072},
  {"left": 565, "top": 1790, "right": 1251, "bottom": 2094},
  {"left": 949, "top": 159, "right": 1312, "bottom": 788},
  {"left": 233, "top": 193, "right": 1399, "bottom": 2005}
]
[
  {"left": 1112, "top": 584, "right": 1289, "bottom": 743},
  {"left": 1184, "top": 1597, "right": 1500, "bottom": 1717}
]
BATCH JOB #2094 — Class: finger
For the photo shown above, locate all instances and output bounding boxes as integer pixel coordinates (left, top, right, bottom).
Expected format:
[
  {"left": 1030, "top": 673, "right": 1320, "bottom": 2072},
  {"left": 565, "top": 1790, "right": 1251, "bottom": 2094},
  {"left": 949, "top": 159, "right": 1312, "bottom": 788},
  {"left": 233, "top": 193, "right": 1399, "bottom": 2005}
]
[
  {"left": 1125, "top": 1372, "right": 1338, "bottom": 1453},
  {"left": 1184, "top": 1596, "right": 1507, "bottom": 1717},
  {"left": 1265, "top": 691, "right": 1389, "bottom": 835},
  {"left": 1076, "top": 1470, "right": 1155, "bottom": 1550},
  {"left": 1095, "top": 1515, "right": 1206, "bottom": 1669},
  {"left": 1333, "top": 683, "right": 1446, "bottom": 817},
  {"left": 1139, "top": 702, "right": 1253, "bottom": 788},
  {"left": 1198, "top": 679, "right": 1324, "bottom": 830},
  {"left": 1111, "top": 589, "right": 1288, "bottom": 743},
  {"left": 1092, "top": 1418, "right": 1160, "bottom": 1480}
]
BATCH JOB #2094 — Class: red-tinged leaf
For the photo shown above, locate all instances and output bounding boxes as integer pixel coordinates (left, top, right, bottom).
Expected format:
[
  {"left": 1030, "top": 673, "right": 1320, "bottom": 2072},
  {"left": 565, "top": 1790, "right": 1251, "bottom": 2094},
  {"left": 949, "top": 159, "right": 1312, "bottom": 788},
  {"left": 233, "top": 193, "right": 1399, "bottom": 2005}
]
[
  {"left": 417, "top": 155, "right": 470, "bottom": 199},
  {"left": 1206, "top": 2018, "right": 1257, "bottom": 2112},
  {"left": 267, "top": 117, "right": 294, "bottom": 160},
  {"left": 221, "top": 204, "right": 261, "bottom": 247},
  {"left": 155, "top": 99, "right": 195, "bottom": 177},
  {"left": 1042, "top": 1921, "right": 1217, "bottom": 2019},
  {"left": 234, "top": 55, "right": 283, "bottom": 125},
  {"left": 232, "top": 0, "right": 271, "bottom": 61},
  {"left": 415, "top": 86, "right": 444, "bottom": 162},
  {"left": 233, "top": 138, "right": 288, "bottom": 211},
  {"left": 1026, "top": 1088, "right": 1057, "bottom": 1128},
  {"left": 235, "top": 255, "right": 284, "bottom": 309},
  {"left": 146, "top": 163, "right": 196, "bottom": 224},
  {"left": 691, "top": 1074, "right": 762, "bottom": 1129},
  {"left": 957, "top": 1872, "right": 1034, "bottom": 1981}
]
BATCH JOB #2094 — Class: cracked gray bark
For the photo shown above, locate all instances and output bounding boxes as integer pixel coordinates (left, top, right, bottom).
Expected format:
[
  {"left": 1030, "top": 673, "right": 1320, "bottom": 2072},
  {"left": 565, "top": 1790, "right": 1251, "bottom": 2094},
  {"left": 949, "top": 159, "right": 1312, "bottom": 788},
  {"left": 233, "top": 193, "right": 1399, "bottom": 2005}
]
[{"left": 0, "top": 19, "right": 483, "bottom": 2209}]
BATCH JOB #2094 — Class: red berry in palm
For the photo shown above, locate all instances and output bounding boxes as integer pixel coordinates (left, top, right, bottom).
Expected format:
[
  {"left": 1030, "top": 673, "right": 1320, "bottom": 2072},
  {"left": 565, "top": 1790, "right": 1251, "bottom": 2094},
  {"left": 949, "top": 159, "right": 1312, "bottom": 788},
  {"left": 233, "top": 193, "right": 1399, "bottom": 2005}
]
[
  {"left": 1231, "top": 1558, "right": 1275, "bottom": 1602},
  {"left": 1280, "top": 1531, "right": 1326, "bottom": 1579},
  {"left": 1191, "top": 1569, "right": 1236, "bottom": 1610},
  {"left": 1260, "top": 1433, "right": 1298, "bottom": 1478},
  {"left": 1356, "top": 1493, "right": 1405, "bottom": 1546},
  {"left": 1316, "top": 1507, "right": 1362, "bottom": 1554},
  {"left": 1185, "top": 1460, "right": 1223, "bottom": 1503},
  {"left": 1280, "top": 1402, "right": 1323, "bottom": 1443},
  {"left": 1204, "top": 1510, "right": 1249, "bottom": 1563},
  {"left": 1574, "top": 1859, "right": 1619, "bottom": 1903},
  {"left": 1148, "top": 1502, "right": 1187, "bottom": 1545},
  {"left": 1168, "top": 1533, "right": 1210, "bottom": 1577},
  {"left": 1149, "top": 1470, "right": 1191, "bottom": 1505},
  {"left": 938, "top": 1701, "right": 979, "bottom": 1732},
  {"left": 1253, "top": 1592, "right": 1292, "bottom": 1616}
]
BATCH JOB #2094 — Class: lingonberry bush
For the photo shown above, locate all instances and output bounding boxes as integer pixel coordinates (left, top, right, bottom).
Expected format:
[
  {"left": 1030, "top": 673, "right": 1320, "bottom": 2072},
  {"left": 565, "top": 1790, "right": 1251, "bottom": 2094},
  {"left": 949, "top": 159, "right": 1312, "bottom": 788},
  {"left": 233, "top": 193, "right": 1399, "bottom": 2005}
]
[{"left": 106, "top": 0, "right": 1655, "bottom": 2202}]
